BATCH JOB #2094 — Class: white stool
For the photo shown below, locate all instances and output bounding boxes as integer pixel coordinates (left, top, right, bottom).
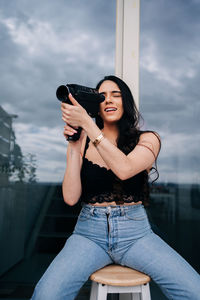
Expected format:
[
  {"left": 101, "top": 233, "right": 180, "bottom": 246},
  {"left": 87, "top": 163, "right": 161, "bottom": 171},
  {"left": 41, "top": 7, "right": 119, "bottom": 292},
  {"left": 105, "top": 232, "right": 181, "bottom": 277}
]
[{"left": 89, "top": 264, "right": 151, "bottom": 300}]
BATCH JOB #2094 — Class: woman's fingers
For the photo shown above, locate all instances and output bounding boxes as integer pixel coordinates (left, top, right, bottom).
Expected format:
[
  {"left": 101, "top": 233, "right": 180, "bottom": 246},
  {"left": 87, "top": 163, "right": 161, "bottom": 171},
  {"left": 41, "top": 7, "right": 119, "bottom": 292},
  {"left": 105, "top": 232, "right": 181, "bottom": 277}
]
[
  {"left": 61, "top": 103, "right": 73, "bottom": 122},
  {"left": 64, "top": 125, "right": 77, "bottom": 133},
  {"left": 61, "top": 97, "right": 87, "bottom": 128},
  {"left": 68, "top": 93, "right": 81, "bottom": 107},
  {"left": 63, "top": 125, "right": 77, "bottom": 136},
  {"left": 61, "top": 102, "right": 78, "bottom": 124},
  {"left": 61, "top": 102, "right": 72, "bottom": 110}
]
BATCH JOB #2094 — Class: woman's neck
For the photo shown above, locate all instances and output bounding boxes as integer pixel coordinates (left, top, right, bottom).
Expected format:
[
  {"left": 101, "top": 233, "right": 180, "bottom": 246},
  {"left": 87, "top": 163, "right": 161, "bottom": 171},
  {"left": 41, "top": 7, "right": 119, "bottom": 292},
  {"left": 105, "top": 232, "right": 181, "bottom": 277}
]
[{"left": 102, "top": 123, "right": 119, "bottom": 145}]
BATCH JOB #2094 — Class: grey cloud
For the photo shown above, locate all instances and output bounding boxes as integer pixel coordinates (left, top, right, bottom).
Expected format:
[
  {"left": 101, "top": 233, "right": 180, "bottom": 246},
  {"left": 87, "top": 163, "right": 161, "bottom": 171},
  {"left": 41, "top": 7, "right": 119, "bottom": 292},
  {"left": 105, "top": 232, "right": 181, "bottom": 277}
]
[
  {"left": 156, "top": 132, "right": 200, "bottom": 184},
  {"left": 140, "top": 0, "right": 200, "bottom": 91},
  {"left": 0, "top": 0, "right": 115, "bottom": 128},
  {"left": 140, "top": 66, "right": 200, "bottom": 135},
  {"left": 139, "top": 0, "right": 200, "bottom": 136}
]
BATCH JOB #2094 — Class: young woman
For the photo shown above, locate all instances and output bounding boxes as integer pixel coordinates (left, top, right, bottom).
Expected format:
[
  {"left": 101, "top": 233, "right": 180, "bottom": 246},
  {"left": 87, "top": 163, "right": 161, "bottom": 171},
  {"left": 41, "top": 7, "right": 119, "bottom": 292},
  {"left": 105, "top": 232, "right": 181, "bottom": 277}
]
[{"left": 31, "top": 75, "right": 200, "bottom": 300}]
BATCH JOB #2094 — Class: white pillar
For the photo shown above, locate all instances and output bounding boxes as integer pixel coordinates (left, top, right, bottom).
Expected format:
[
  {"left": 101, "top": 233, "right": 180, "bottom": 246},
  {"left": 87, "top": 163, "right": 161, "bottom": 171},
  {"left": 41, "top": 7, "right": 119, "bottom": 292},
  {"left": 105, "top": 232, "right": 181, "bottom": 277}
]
[{"left": 115, "top": 0, "right": 140, "bottom": 108}]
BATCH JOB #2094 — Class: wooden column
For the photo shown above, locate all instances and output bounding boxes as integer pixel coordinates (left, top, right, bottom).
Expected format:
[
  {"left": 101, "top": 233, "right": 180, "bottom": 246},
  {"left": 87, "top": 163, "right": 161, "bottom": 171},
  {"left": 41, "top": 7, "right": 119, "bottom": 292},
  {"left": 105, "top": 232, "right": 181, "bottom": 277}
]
[{"left": 115, "top": 0, "right": 140, "bottom": 108}]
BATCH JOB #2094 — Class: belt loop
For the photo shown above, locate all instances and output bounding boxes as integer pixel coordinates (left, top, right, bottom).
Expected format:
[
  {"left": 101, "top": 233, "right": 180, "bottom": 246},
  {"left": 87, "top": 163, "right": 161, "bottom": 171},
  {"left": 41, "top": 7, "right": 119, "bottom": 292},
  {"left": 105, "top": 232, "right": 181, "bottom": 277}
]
[
  {"left": 90, "top": 207, "right": 94, "bottom": 215},
  {"left": 107, "top": 206, "right": 111, "bottom": 214},
  {"left": 121, "top": 207, "right": 125, "bottom": 216}
]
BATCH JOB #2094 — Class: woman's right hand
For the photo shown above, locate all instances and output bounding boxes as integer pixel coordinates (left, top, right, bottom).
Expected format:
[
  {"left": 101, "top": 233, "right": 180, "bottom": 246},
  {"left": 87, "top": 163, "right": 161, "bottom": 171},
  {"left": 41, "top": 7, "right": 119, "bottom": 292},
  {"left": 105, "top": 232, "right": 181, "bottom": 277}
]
[
  {"left": 63, "top": 124, "right": 78, "bottom": 139},
  {"left": 63, "top": 124, "right": 85, "bottom": 151}
]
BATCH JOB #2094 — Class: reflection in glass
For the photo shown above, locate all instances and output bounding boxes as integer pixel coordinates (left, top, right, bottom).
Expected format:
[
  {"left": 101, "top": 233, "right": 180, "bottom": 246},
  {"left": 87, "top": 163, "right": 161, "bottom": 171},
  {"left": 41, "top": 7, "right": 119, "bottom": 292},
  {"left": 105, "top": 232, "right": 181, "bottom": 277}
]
[
  {"left": 0, "top": 0, "right": 116, "bottom": 298},
  {"left": 140, "top": 0, "right": 200, "bottom": 277}
]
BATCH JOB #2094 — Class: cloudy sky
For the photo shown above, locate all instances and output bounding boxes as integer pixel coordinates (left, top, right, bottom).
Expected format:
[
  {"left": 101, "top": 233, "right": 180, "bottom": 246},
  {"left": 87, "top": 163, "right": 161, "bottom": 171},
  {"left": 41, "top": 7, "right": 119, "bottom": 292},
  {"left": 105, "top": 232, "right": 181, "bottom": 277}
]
[{"left": 0, "top": 0, "right": 200, "bottom": 184}]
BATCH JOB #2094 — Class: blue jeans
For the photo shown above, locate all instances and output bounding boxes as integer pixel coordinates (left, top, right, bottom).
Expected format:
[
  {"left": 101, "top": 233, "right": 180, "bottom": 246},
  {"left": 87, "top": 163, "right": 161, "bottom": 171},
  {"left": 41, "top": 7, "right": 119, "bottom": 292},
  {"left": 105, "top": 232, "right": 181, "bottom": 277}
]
[{"left": 31, "top": 204, "right": 200, "bottom": 300}]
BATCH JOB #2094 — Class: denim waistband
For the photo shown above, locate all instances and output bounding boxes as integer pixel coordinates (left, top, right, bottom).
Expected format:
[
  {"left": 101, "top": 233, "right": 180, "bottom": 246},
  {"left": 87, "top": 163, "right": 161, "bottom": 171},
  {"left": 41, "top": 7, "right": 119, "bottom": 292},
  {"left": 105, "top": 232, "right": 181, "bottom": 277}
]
[{"left": 82, "top": 203, "right": 143, "bottom": 216}]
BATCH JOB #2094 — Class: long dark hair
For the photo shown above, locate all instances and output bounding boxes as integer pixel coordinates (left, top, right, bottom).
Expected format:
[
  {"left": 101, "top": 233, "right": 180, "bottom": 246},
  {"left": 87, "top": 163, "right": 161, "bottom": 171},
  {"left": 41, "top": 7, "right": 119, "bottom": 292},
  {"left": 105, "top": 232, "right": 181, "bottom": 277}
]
[{"left": 95, "top": 75, "right": 160, "bottom": 183}]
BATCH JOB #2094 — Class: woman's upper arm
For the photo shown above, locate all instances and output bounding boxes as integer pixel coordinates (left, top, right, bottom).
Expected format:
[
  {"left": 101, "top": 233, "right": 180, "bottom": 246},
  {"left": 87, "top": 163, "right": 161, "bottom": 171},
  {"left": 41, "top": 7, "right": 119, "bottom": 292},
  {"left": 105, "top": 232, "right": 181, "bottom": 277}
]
[
  {"left": 126, "top": 132, "right": 161, "bottom": 176},
  {"left": 137, "top": 131, "right": 161, "bottom": 160}
]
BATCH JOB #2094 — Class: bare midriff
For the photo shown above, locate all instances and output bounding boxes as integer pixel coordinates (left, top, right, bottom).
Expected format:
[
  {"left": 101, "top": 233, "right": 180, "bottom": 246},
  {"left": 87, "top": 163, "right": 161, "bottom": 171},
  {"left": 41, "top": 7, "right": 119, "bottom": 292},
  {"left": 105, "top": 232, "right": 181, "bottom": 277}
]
[{"left": 90, "top": 201, "right": 142, "bottom": 207}]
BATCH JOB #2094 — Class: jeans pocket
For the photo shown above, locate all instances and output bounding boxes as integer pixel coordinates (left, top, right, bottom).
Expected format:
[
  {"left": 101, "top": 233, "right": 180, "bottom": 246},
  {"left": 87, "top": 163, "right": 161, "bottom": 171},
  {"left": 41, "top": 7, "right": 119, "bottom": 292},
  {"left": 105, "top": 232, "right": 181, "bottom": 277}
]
[{"left": 125, "top": 208, "right": 147, "bottom": 221}]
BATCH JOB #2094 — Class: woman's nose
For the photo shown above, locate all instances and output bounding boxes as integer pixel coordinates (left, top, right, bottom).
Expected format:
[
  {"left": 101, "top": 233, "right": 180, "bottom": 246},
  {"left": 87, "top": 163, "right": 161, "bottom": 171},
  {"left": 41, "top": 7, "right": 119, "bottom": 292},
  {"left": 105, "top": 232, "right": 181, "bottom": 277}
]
[{"left": 105, "top": 96, "right": 112, "bottom": 103}]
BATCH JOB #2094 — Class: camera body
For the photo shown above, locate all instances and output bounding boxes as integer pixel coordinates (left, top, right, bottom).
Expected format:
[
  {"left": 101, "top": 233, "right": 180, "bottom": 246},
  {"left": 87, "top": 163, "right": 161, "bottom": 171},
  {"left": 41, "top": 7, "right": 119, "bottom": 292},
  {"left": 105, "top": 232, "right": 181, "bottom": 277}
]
[{"left": 56, "top": 83, "right": 105, "bottom": 141}]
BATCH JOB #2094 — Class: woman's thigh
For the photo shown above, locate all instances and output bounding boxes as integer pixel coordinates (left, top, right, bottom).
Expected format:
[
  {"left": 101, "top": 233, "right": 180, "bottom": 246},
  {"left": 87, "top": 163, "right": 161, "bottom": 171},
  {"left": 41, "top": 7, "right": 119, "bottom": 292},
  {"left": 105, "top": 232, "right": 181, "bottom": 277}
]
[
  {"left": 121, "top": 231, "right": 200, "bottom": 300},
  {"left": 31, "top": 233, "right": 113, "bottom": 300}
]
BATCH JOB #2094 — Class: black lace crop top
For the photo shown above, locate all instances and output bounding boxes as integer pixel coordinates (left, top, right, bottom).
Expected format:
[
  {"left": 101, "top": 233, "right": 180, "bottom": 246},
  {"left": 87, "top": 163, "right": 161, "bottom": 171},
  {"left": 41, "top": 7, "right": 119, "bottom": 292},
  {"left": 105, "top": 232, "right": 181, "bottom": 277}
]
[{"left": 80, "top": 136, "right": 151, "bottom": 205}]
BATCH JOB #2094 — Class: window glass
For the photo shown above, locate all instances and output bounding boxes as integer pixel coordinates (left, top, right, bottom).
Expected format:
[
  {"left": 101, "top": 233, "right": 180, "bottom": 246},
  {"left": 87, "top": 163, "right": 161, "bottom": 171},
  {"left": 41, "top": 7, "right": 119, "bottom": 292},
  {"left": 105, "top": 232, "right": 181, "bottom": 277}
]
[
  {"left": 140, "top": 0, "right": 200, "bottom": 274},
  {"left": 0, "top": 0, "right": 115, "bottom": 298}
]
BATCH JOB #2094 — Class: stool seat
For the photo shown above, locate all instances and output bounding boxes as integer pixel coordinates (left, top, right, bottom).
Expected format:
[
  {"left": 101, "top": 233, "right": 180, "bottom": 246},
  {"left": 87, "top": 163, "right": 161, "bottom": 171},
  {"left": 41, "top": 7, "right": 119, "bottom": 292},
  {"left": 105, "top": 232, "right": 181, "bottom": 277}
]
[{"left": 90, "top": 264, "right": 150, "bottom": 286}]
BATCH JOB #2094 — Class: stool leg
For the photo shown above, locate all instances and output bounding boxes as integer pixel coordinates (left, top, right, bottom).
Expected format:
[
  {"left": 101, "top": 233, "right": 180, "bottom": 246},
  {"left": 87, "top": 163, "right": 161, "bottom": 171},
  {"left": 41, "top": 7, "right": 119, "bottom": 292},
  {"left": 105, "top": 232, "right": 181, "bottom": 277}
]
[
  {"left": 141, "top": 283, "right": 151, "bottom": 300},
  {"left": 131, "top": 293, "right": 140, "bottom": 300},
  {"left": 90, "top": 281, "right": 98, "bottom": 300},
  {"left": 97, "top": 283, "right": 108, "bottom": 300}
]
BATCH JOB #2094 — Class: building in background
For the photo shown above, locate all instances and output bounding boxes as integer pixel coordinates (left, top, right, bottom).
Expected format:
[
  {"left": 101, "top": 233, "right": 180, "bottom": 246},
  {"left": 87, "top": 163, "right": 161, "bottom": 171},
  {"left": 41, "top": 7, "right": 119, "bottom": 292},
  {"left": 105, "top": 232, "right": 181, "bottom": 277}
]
[{"left": 0, "top": 106, "right": 17, "bottom": 186}]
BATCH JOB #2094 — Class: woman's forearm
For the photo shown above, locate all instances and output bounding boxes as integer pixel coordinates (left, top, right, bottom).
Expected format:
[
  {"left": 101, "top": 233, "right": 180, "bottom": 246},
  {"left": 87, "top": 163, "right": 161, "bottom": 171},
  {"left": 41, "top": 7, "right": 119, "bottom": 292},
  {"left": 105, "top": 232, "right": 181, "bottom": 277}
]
[
  {"left": 62, "top": 145, "right": 82, "bottom": 205},
  {"left": 82, "top": 117, "right": 159, "bottom": 180},
  {"left": 82, "top": 117, "right": 131, "bottom": 180}
]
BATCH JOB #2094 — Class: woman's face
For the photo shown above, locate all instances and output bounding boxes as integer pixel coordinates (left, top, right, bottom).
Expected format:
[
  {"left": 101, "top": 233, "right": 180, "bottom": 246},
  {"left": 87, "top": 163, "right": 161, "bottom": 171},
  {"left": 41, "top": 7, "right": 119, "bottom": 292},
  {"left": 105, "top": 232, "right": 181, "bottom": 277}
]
[{"left": 98, "top": 80, "right": 124, "bottom": 124}]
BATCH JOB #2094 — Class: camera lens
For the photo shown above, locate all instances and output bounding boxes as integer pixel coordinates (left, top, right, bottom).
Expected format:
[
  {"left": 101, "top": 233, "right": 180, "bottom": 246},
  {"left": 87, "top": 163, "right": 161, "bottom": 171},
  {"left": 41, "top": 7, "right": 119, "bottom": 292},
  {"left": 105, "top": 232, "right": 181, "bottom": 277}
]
[{"left": 56, "top": 85, "right": 69, "bottom": 101}]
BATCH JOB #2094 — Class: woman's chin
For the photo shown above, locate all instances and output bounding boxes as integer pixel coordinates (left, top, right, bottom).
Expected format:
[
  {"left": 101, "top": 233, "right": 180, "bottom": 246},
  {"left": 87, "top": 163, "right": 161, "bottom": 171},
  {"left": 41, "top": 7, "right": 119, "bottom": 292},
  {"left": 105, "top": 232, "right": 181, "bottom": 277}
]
[{"left": 103, "top": 118, "right": 120, "bottom": 125}]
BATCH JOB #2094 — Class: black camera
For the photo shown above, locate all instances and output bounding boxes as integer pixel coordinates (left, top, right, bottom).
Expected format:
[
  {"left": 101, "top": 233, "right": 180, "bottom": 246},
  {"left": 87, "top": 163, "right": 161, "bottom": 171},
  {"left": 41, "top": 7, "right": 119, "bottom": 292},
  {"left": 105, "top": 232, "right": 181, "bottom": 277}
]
[{"left": 56, "top": 84, "right": 105, "bottom": 141}]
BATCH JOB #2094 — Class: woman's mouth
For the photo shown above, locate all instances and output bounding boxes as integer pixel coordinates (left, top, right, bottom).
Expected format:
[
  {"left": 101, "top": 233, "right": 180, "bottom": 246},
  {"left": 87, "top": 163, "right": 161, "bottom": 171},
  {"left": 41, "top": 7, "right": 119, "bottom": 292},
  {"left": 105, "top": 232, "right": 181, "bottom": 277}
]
[{"left": 104, "top": 107, "right": 117, "bottom": 112}]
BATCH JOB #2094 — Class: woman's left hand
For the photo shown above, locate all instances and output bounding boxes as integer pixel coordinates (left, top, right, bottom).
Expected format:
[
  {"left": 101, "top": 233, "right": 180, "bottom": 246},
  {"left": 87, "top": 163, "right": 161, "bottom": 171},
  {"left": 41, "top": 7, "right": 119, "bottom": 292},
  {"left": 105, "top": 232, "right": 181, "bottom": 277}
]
[{"left": 61, "top": 93, "right": 89, "bottom": 128}]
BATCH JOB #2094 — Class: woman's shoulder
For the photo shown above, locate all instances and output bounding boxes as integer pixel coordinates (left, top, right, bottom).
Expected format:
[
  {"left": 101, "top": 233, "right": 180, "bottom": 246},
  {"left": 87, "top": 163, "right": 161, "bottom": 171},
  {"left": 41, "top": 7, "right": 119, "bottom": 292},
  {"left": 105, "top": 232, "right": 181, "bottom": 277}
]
[
  {"left": 138, "top": 130, "right": 161, "bottom": 143},
  {"left": 137, "top": 130, "right": 161, "bottom": 158}
]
